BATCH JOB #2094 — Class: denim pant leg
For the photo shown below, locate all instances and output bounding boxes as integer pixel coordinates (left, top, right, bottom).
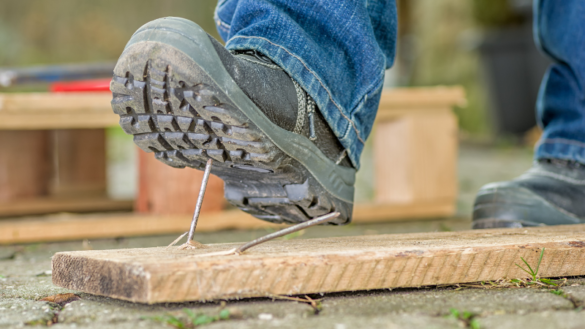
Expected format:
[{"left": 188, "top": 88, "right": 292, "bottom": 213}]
[
  {"left": 214, "top": 0, "right": 397, "bottom": 168},
  {"left": 534, "top": 0, "right": 585, "bottom": 164}
]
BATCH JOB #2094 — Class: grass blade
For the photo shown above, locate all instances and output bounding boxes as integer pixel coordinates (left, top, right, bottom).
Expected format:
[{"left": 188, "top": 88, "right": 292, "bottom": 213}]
[
  {"left": 535, "top": 248, "right": 545, "bottom": 277},
  {"left": 521, "top": 257, "right": 535, "bottom": 277},
  {"left": 515, "top": 263, "right": 533, "bottom": 277}
]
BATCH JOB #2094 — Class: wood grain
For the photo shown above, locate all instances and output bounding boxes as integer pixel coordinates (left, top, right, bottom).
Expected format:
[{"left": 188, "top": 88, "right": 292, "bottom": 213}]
[{"left": 52, "top": 224, "right": 585, "bottom": 303}]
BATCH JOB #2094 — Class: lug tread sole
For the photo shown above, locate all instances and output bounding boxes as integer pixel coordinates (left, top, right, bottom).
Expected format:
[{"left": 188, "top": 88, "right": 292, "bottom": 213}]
[{"left": 111, "top": 55, "right": 349, "bottom": 224}]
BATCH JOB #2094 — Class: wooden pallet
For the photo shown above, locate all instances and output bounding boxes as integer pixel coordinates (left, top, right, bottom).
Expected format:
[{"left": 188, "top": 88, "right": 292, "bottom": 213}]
[
  {"left": 0, "top": 93, "right": 128, "bottom": 217},
  {"left": 0, "top": 86, "right": 464, "bottom": 241},
  {"left": 52, "top": 224, "right": 585, "bottom": 303}
]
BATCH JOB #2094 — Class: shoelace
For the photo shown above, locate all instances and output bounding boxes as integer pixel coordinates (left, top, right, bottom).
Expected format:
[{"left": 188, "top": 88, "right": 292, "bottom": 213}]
[
  {"left": 541, "top": 158, "right": 585, "bottom": 170},
  {"left": 233, "top": 49, "right": 276, "bottom": 66}
]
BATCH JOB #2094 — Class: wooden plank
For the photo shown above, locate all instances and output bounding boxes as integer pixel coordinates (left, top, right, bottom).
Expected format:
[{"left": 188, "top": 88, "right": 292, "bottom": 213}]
[
  {"left": 0, "top": 201, "right": 453, "bottom": 244},
  {"left": 0, "top": 88, "right": 464, "bottom": 130},
  {"left": 354, "top": 201, "right": 454, "bottom": 222},
  {"left": 52, "top": 224, "right": 585, "bottom": 303},
  {"left": 0, "top": 113, "right": 119, "bottom": 130},
  {"left": 0, "top": 211, "right": 281, "bottom": 245},
  {"left": 0, "top": 92, "right": 111, "bottom": 112},
  {"left": 0, "top": 197, "right": 133, "bottom": 218},
  {"left": 378, "top": 86, "right": 466, "bottom": 110},
  {"left": 0, "top": 93, "right": 116, "bottom": 130}
]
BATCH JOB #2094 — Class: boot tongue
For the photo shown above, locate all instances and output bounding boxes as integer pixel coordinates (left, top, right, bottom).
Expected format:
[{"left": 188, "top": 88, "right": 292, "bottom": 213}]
[
  {"left": 232, "top": 54, "right": 300, "bottom": 131},
  {"left": 207, "top": 35, "right": 353, "bottom": 168},
  {"left": 207, "top": 35, "right": 299, "bottom": 131}
]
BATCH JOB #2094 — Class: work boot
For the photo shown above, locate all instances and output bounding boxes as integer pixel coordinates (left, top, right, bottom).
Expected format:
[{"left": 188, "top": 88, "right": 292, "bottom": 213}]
[
  {"left": 472, "top": 158, "right": 585, "bottom": 229},
  {"left": 110, "top": 17, "right": 355, "bottom": 225}
]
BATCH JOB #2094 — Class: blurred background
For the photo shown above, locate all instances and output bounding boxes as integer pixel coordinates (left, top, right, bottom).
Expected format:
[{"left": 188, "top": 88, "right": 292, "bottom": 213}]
[
  {"left": 0, "top": 0, "right": 546, "bottom": 226},
  {"left": 0, "top": 0, "right": 548, "bottom": 138}
]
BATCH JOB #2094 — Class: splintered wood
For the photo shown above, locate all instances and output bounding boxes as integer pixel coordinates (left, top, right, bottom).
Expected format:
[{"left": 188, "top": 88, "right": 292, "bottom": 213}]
[{"left": 52, "top": 224, "right": 585, "bottom": 304}]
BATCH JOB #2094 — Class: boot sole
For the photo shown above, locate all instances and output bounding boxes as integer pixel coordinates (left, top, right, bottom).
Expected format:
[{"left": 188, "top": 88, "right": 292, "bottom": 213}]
[{"left": 110, "top": 17, "right": 355, "bottom": 225}]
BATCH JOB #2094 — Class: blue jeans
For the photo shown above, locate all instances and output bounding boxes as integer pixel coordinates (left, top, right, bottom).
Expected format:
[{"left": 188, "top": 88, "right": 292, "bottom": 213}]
[
  {"left": 214, "top": 0, "right": 397, "bottom": 168},
  {"left": 535, "top": 0, "right": 585, "bottom": 164}
]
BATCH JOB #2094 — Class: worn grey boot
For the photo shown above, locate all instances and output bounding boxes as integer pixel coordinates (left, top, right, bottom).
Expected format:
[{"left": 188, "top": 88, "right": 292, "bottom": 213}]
[
  {"left": 110, "top": 17, "right": 355, "bottom": 225},
  {"left": 473, "top": 158, "right": 585, "bottom": 228}
]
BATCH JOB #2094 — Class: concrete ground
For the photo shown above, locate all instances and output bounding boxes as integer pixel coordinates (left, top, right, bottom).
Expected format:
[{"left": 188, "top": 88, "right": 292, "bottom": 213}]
[{"left": 5, "top": 143, "right": 584, "bottom": 329}]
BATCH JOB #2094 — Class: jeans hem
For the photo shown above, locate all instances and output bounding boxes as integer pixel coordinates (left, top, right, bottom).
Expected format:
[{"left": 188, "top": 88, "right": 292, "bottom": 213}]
[
  {"left": 213, "top": 13, "right": 231, "bottom": 36},
  {"left": 225, "top": 35, "right": 367, "bottom": 168},
  {"left": 535, "top": 138, "right": 585, "bottom": 164}
]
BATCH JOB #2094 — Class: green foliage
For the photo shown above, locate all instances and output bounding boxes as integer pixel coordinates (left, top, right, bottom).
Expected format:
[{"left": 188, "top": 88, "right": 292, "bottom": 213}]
[
  {"left": 514, "top": 248, "right": 561, "bottom": 286},
  {"left": 447, "top": 308, "right": 480, "bottom": 329},
  {"left": 470, "top": 319, "right": 481, "bottom": 329},
  {"left": 282, "top": 229, "right": 305, "bottom": 240},
  {"left": 448, "top": 308, "right": 472, "bottom": 320},
  {"left": 515, "top": 247, "right": 544, "bottom": 281},
  {"left": 550, "top": 289, "right": 566, "bottom": 297},
  {"left": 153, "top": 314, "right": 187, "bottom": 329},
  {"left": 24, "top": 243, "right": 41, "bottom": 252},
  {"left": 0, "top": 0, "right": 221, "bottom": 67},
  {"left": 471, "top": 0, "right": 526, "bottom": 28},
  {"left": 148, "top": 308, "right": 231, "bottom": 328}
]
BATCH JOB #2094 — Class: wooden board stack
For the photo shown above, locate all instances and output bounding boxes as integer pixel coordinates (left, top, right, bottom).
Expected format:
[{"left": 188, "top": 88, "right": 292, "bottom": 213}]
[{"left": 0, "top": 86, "right": 465, "bottom": 243}]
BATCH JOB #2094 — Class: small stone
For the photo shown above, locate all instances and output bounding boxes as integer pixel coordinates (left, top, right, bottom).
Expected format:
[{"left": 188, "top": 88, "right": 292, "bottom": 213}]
[
  {"left": 227, "top": 307, "right": 243, "bottom": 319},
  {"left": 258, "top": 313, "right": 273, "bottom": 320},
  {"left": 40, "top": 293, "right": 80, "bottom": 306}
]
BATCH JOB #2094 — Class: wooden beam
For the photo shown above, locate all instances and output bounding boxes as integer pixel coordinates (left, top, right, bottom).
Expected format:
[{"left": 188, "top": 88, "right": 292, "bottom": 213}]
[
  {"left": 354, "top": 201, "right": 454, "bottom": 222},
  {"left": 0, "top": 211, "right": 281, "bottom": 245},
  {"left": 0, "top": 92, "right": 112, "bottom": 112},
  {"left": 0, "top": 88, "right": 465, "bottom": 130},
  {"left": 0, "top": 92, "right": 116, "bottom": 130},
  {"left": 52, "top": 224, "right": 585, "bottom": 303},
  {"left": 0, "top": 197, "right": 133, "bottom": 218},
  {"left": 379, "top": 86, "right": 466, "bottom": 110},
  {"left": 0, "top": 201, "right": 454, "bottom": 245}
]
